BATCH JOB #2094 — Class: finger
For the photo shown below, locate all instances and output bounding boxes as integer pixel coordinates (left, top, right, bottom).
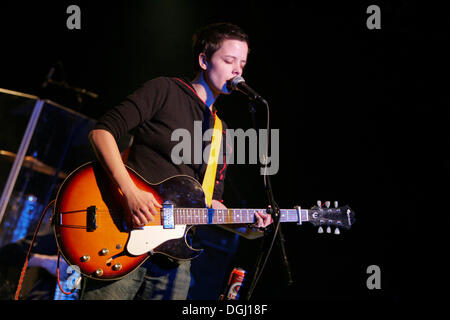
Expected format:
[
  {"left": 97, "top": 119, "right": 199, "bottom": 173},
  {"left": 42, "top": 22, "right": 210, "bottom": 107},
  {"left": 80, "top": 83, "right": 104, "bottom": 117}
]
[
  {"left": 256, "top": 211, "right": 272, "bottom": 227},
  {"left": 149, "top": 194, "right": 162, "bottom": 208},
  {"left": 148, "top": 202, "right": 160, "bottom": 218},
  {"left": 134, "top": 208, "right": 149, "bottom": 225},
  {"left": 254, "top": 212, "right": 264, "bottom": 227},
  {"left": 262, "top": 216, "right": 273, "bottom": 227},
  {"left": 262, "top": 212, "right": 272, "bottom": 223},
  {"left": 153, "top": 200, "right": 162, "bottom": 208},
  {"left": 139, "top": 207, "right": 154, "bottom": 223},
  {"left": 132, "top": 215, "right": 144, "bottom": 228}
]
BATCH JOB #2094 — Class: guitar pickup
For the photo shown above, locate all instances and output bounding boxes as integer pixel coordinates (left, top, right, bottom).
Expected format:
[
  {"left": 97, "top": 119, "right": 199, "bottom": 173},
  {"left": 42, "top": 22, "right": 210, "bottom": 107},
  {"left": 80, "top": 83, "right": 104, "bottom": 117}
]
[
  {"left": 86, "top": 206, "right": 97, "bottom": 232},
  {"left": 162, "top": 201, "right": 175, "bottom": 229}
]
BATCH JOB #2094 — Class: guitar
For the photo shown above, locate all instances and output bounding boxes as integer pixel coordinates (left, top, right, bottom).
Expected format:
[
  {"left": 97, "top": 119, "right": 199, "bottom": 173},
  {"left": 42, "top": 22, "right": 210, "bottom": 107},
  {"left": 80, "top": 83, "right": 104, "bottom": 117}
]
[{"left": 52, "top": 162, "right": 355, "bottom": 280}]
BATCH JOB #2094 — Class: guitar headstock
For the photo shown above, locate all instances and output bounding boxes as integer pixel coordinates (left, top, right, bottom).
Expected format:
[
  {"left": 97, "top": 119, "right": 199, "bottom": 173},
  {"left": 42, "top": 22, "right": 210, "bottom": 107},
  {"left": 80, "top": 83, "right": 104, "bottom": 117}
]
[{"left": 306, "top": 201, "right": 355, "bottom": 234}]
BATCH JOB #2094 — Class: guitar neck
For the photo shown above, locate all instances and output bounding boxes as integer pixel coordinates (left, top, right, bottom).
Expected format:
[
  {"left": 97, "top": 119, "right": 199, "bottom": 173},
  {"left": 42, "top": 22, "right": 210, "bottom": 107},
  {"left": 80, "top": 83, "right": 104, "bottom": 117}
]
[{"left": 173, "top": 208, "right": 308, "bottom": 225}]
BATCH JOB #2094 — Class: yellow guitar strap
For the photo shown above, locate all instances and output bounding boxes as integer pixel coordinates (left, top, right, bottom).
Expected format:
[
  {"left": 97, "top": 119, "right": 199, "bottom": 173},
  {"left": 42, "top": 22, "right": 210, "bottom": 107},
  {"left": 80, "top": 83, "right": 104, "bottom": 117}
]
[{"left": 202, "top": 113, "right": 222, "bottom": 208}]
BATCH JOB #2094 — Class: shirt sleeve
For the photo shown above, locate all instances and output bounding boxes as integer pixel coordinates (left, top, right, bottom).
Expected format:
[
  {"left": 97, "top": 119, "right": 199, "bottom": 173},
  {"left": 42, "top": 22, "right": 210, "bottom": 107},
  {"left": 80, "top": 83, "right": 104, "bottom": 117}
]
[{"left": 93, "top": 77, "right": 170, "bottom": 140}]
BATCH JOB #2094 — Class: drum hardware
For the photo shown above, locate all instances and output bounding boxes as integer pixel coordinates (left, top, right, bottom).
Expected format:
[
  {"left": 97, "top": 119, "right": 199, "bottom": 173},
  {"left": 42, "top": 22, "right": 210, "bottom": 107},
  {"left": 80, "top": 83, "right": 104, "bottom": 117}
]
[{"left": 0, "top": 150, "right": 68, "bottom": 179}]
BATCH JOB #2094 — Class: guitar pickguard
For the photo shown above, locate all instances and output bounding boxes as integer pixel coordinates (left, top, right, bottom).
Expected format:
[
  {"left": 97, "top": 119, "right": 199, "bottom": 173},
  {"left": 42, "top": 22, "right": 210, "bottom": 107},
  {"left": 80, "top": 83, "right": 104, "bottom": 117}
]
[{"left": 127, "top": 225, "right": 187, "bottom": 256}]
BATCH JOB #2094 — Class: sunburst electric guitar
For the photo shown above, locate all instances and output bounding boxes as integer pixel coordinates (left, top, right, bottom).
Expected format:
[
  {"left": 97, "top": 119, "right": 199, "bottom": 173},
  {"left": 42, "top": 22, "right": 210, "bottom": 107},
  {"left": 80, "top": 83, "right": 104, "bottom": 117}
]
[{"left": 52, "top": 162, "right": 355, "bottom": 280}]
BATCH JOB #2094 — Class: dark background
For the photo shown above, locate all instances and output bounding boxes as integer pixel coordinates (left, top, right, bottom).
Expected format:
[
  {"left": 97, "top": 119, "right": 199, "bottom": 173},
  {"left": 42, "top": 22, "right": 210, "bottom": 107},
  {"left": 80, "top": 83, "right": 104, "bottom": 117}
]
[{"left": 0, "top": 0, "right": 447, "bottom": 305}]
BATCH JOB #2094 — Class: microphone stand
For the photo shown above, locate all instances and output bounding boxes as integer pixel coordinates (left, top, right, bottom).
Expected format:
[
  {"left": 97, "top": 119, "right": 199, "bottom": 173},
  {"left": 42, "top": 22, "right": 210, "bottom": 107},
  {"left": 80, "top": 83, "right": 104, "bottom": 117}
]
[
  {"left": 244, "top": 101, "right": 293, "bottom": 300},
  {"left": 46, "top": 79, "right": 99, "bottom": 100}
]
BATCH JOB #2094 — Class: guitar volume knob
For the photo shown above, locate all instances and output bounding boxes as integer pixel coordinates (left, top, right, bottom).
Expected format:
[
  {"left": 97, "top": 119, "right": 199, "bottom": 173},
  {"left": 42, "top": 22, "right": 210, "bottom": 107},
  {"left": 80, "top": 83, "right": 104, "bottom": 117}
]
[
  {"left": 112, "top": 263, "right": 122, "bottom": 271},
  {"left": 94, "top": 269, "right": 103, "bottom": 277}
]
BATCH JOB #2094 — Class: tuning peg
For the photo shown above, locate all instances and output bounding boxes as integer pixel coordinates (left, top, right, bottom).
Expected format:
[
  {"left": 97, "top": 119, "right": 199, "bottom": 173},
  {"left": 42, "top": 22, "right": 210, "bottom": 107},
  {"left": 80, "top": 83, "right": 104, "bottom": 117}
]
[
  {"left": 318, "top": 226, "right": 324, "bottom": 234},
  {"left": 326, "top": 226, "right": 331, "bottom": 233},
  {"left": 325, "top": 201, "right": 330, "bottom": 208},
  {"left": 334, "top": 228, "right": 340, "bottom": 235},
  {"left": 334, "top": 201, "right": 338, "bottom": 208}
]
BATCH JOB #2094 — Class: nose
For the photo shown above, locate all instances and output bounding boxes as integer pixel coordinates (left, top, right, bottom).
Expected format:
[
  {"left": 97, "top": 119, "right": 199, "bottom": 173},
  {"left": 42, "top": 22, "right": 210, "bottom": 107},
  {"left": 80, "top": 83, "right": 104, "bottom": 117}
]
[{"left": 232, "top": 62, "right": 243, "bottom": 76}]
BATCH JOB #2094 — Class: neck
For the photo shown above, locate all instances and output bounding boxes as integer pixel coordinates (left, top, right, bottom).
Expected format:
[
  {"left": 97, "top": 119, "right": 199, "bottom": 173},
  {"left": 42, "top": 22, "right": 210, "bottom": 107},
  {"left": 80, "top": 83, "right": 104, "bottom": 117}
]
[
  {"left": 172, "top": 207, "right": 306, "bottom": 225},
  {"left": 191, "top": 72, "right": 218, "bottom": 110}
]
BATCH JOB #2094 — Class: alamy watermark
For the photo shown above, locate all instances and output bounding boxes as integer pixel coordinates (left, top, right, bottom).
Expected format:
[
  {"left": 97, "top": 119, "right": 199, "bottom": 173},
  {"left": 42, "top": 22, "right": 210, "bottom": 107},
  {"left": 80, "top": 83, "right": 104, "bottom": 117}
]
[
  {"left": 66, "top": 264, "right": 82, "bottom": 290},
  {"left": 366, "top": 264, "right": 381, "bottom": 290},
  {"left": 66, "top": 5, "right": 381, "bottom": 31},
  {"left": 366, "top": 5, "right": 381, "bottom": 30},
  {"left": 66, "top": 5, "right": 81, "bottom": 30},
  {"left": 171, "top": 121, "right": 279, "bottom": 175}
]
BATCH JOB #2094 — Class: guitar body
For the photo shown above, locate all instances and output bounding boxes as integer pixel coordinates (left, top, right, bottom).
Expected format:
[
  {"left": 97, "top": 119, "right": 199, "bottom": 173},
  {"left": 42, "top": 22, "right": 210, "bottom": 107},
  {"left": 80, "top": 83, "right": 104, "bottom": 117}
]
[{"left": 53, "top": 162, "right": 206, "bottom": 280}]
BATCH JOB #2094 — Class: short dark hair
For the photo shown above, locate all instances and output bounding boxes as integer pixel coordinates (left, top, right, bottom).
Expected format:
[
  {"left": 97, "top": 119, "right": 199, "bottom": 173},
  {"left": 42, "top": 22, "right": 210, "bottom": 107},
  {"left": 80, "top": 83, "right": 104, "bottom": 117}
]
[{"left": 192, "top": 22, "right": 249, "bottom": 73}]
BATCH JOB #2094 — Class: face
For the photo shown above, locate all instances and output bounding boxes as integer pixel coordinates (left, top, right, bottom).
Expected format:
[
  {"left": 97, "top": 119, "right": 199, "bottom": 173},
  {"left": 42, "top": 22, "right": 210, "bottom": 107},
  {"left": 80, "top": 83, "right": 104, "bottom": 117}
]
[{"left": 200, "top": 39, "right": 248, "bottom": 96}]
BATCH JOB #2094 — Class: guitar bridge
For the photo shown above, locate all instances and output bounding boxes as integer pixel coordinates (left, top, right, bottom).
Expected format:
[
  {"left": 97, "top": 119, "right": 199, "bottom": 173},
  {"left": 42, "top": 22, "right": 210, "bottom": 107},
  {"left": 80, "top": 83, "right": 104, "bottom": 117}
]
[{"left": 86, "top": 206, "right": 97, "bottom": 232}]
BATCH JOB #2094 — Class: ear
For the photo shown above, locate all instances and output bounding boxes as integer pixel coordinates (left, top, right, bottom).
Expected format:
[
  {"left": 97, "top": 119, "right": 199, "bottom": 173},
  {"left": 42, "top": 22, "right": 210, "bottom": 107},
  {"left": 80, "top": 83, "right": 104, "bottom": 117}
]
[{"left": 198, "top": 53, "right": 208, "bottom": 71}]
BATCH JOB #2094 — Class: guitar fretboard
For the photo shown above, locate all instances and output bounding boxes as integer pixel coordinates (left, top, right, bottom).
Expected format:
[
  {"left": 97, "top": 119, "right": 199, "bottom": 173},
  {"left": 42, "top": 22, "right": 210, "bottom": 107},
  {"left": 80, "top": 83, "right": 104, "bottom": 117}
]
[{"left": 173, "top": 208, "right": 308, "bottom": 225}]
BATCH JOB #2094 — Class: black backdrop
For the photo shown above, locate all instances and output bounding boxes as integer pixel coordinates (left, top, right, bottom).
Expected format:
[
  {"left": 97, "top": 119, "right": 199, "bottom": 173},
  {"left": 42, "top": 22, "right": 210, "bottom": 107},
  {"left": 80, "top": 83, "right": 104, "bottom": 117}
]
[{"left": 0, "top": 0, "right": 447, "bottom": 306}]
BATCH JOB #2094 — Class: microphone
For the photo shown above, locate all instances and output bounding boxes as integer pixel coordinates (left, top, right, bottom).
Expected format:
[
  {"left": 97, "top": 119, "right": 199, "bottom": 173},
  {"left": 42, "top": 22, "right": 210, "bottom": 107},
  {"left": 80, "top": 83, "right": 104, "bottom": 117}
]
[{"left": 227, "top": 76, "right": 267, "bottom": 105}]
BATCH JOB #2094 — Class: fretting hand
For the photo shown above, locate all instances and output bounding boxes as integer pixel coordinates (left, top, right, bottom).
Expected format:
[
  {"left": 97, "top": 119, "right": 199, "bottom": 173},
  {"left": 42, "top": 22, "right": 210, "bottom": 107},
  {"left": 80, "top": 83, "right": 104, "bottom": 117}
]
[{"left": 211, "top": 200, "right": 273, "bottom": 229}]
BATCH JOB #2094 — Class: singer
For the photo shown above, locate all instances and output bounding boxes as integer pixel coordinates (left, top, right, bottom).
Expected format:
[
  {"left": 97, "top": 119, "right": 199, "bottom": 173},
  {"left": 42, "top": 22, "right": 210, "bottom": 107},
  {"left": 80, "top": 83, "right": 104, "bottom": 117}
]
[{"left": 83, "top": 22, "right": 272, "bottom": 300}]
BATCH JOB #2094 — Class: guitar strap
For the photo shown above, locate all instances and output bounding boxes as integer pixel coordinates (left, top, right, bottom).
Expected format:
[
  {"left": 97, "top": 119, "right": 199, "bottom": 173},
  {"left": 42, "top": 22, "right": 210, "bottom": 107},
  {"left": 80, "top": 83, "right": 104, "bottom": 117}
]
[
  {"left": 202, "top": 112, "right": 222, "bottom": 208},
  {"left": 172, "top": 77, "right": 222, "bottom": 208}
]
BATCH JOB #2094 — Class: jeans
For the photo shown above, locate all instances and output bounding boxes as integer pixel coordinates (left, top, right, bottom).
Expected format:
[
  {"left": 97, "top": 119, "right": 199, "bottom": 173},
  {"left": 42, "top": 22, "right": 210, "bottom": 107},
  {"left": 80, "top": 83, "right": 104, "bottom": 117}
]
[{"left": 80, "top": 256, "right": 191, "bottom": 300}]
